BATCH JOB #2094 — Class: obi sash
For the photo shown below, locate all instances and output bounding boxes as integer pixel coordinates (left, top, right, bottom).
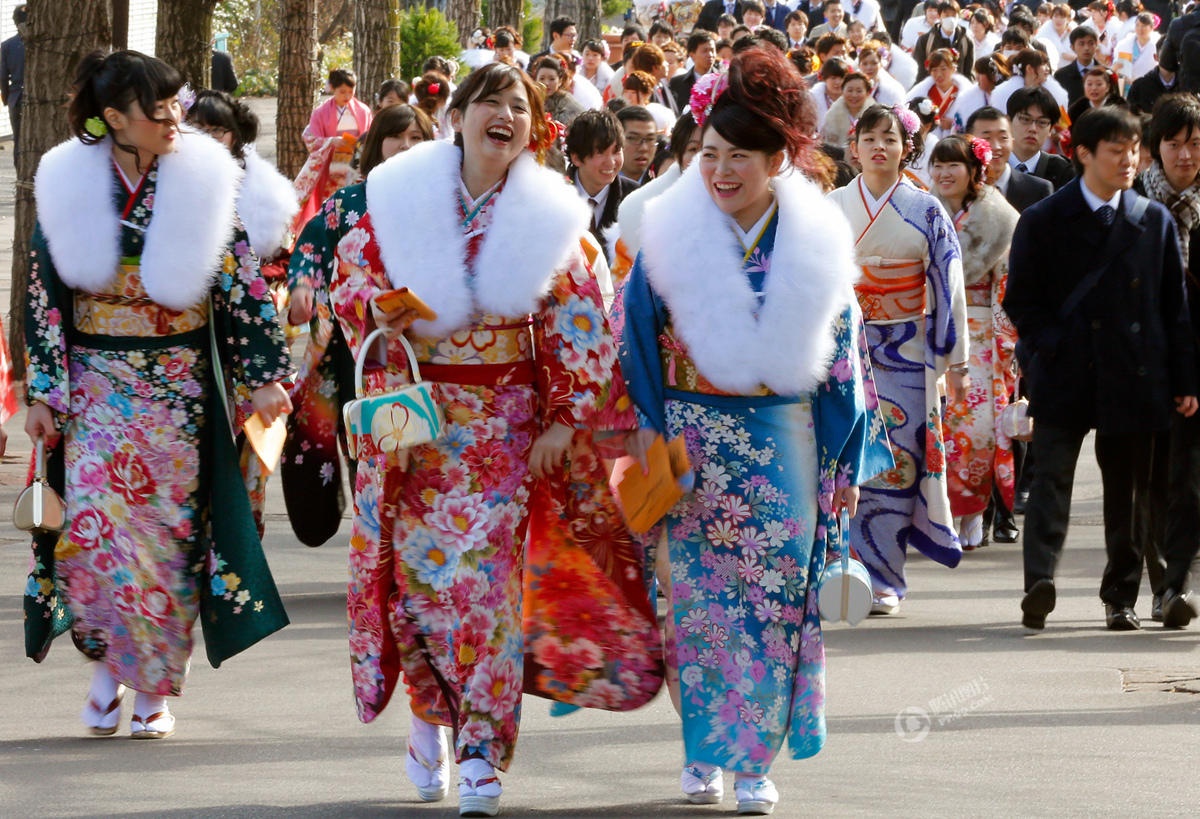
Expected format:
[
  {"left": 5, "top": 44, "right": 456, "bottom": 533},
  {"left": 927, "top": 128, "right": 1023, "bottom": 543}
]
[
  {"left": 659, "top": 322, "right": 774, "bottom": 398},
  {"left": 964, "top": 277, "right": 991, "bottom": 307},
  {"left": 407, "top": 316, "right": 537, "bottom": 387},
  {"left": 854, "top": 257, "right": 926, "bottom": 323},
  {"left": 74, "top": 257, "right": 208, "bottom": 337}
]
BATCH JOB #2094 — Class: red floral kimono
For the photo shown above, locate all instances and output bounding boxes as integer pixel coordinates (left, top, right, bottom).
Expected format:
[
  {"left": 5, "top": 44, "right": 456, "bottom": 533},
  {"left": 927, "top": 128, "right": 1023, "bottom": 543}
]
[{"left": 306, "top": 140, "right": 662, "bottom": 770}]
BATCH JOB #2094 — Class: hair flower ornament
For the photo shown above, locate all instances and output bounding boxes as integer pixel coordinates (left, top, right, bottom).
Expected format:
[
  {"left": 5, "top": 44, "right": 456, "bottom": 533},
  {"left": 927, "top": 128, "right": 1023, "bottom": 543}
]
[
  {"left": 178, "top": 82, "right": 196, "bottom": 114},
  {"left": 84, "top": 116, "right": 108, "bottom": 138},
  {"left": 689, "top": 70, "right": 730, "bottom": 128},
  {"left": 893, "top": 104, "right": 921, "bottom": 139},
  {"left": 970, "top": 136, "right": 993, "bottom": 166},
  {"left": 915, "top": 97, "right": 935, "bottom": 117},
  {"left": 529, "top": 113, "right": 565, "bottom": 154},
  {"left": 427, "top": 82, "right": 441, "bottom": 95}
]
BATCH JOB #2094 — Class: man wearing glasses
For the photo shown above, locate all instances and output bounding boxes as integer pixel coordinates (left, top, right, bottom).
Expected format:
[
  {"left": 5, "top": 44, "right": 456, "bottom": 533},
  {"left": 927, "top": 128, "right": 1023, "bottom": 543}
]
[
  {"left": 617, "top": 106, "right": 660, "bottom": 186},
  {"left": 1007, "top": 86, "right": 1076, "bottom": 191}
]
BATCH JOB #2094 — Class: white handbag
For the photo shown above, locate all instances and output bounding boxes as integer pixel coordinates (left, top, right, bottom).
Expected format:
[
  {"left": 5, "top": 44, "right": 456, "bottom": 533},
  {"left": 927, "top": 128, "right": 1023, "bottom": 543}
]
[
  {"left": 818, "top": 508, "right": 873, "bottom": 626},
  {"left": 999, "top": 373, "right": 1034, "bottom": 442},
  {"left": 342, "top": 328, "right": 445, "bottom": 459},
  {"left": 13, "top": 440, "right": 66, "bottom": 535}
]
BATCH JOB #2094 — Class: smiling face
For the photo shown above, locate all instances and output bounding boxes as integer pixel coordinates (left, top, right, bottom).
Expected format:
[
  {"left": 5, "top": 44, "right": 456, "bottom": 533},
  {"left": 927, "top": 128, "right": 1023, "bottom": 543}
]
[
  {"left": 1160, "top": 126, "right": 1200, "bottom": 190},
  {"left": 573, "top": 142, "right": 624, "bottom": 193},
  {"left": 109, "top": 95, "right": 182, "bottom": 158},
  {"left": 931, "top": 159, "right": 970, "bottom": 201},
  {"left": 969, "top": 116, "right": 1012, "bottom": 177},
  {"left": 826, "top": 4, "right": 844, "bottom": 28},
  {"left": 621, "top": 118, "right": 658, "bottom": 178},
  {"left": 451, "top": 78, "right": 533, "bottom": 173},
  {"left": 698, "top": 126, "right": 783, "bottom": 224},
  {"left": 852, "top": 116, "right": 904, "bottom": 175},
  {"left": 842, "top": 77, "right": 869, "bottom": 111},
  {"left": 381, "top": 120, "right": 430, "bottom": 159}
]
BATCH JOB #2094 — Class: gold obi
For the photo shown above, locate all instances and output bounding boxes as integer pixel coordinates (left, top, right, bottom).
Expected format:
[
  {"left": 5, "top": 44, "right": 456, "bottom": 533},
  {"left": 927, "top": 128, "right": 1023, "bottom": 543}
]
[
  {"left": 659, "top": 323, "right": 773, "bottom": 397},
  {"left": 74, "top": 260, "right": 207, "bottom": 337},
  {"left": 854, "top": 258, "right": 927, "bottom": 322},
  {"left": 406, "top": 315, "right": 534, "bottom": 367},
  {"left": 965, "top": 278, "right": 992, "bottom": 308}
]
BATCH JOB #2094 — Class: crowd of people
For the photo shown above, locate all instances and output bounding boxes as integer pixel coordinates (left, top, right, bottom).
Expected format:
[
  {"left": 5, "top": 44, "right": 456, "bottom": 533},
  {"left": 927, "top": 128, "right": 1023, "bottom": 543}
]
[{"left": 14, "top": 1, "right": 1200, "bottom": 817}]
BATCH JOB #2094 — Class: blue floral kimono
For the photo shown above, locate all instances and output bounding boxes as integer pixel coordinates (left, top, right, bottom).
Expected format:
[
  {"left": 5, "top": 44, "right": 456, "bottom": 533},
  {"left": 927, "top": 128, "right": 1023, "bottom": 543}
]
[{"left": 616, "top": 168, "right": 892, "bottom": 773}]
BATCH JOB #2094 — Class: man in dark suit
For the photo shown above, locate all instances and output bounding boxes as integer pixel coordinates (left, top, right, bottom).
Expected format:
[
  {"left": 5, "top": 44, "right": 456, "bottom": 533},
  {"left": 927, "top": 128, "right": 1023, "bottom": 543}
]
[
  {"left": 1052, "top": 26, "right": 1099, "bottom": 106},
  {"left": 566, "top": 109, "right": 639, "bottom": 252},
  {"left": 1, "top": 4, "right": 26, "bottom": 166},
  {"left": 968, "top": 107, "right": 1054, "bottom": 213},
  {"left": 1159, "top": 5, "right": 1200, "bottom": 93},
  {"left": 1007, "top": 87, "right": 1075, "bottom": 191},
  {"left": 1128, "top": 62, "right": 1178, "bottom": 116},
  {"left": 697, "top": 0, "right": 744, "bottom": 33},
  {"left": 670, "top": 31, "right": 716, "bottom": 111},
  {"left": 913, "top": 0, "right": 975, "bottom": 81},
  {"left": 1004, "top": 106, "right": 1198, "bottom": 632},
  {"left": 760, "top": 0, "right": 794, "bottom": 31},
  {"left": 211, "top": 49, "right": 238, "bottom": 93}
]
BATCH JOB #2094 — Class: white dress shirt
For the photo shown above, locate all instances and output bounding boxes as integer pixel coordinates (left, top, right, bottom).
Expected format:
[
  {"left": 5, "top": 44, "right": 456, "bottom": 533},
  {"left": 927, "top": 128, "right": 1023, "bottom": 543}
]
[
  {"left": 1079, "top": 178, "right": 1121, "bottom": 214},
  {"left": 575, "top": 176, "right": 610, "bottom": 227}
]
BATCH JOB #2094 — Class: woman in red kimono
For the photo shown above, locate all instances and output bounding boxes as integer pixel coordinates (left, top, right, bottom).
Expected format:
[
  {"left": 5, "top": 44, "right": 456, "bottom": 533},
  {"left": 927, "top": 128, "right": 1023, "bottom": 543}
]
[{"left": 295, "top": 63, "right": 662, "bottom": 817}]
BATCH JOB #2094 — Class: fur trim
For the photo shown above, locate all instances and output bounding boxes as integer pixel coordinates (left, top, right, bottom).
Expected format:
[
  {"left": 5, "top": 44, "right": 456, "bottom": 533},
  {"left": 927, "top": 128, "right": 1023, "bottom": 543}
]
[
  {"left": 640, "top": 164, "right": 858, "bottom": 396},
  {"left": 615, "top": 163, "right": 680, "bottom": 258},
  {"left": 34, "top": 130, "right": 243, "bottom": 310},
  {"left": 953, "top": 186, "right": 1019, "bottom": 285},
  {"left": 365, "top": 140, "right": 590, "bottom": 336},
  {"left": 238, "top": 146, "right": 299, "bottom": 258}
]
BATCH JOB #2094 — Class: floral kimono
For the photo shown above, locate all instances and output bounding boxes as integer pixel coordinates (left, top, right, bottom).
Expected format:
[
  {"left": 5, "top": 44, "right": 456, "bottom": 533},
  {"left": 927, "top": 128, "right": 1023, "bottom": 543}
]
[
  {"left": 827, "top": 176, "right": 967, "bottom": 599},
  {"left": 24, "top": 134, "right": 293, "bottom": 692},
  {"left": 939, "top": 186, "right": 1019, "bottom": 517},
  {"left": 291, "top": 96, "right": 372, "bottom": 238},
  {"left": 315, "top": 141, "right": 662, "bottom": 771},
  {"left": 617, "top": 166, "right": 892, "bottom": 772}
]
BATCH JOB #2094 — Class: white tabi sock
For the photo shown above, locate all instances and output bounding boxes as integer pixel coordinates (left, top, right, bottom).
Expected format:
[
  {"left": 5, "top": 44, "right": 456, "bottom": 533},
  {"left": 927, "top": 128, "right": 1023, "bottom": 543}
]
[
  {"left": 459, "top": 757, "right": 502, "bottom": 797},
  {"left": 87, "top": 662, "right": 120, "bottom": 709},
  {"left": 133, "top": 692, "right": 169, "bottom": 723},
  {"left": 409, "top": 713, "right": 446, "bottom": 763}
]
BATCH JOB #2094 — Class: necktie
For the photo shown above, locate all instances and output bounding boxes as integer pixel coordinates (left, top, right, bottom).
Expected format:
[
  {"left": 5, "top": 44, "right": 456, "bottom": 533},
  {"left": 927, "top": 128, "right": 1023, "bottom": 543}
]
[
  {"left": 588, "top": 197, "right": 599, "bottom": 229},
  {"left": 1016, "top": 163, "right": 1028, "bottom": 173},
  {"left": 726, "top": 2, "right": 735, "bottom": 13},
  {"left": 1096, "top": 204, "right": 1116, "bottom": 226}
]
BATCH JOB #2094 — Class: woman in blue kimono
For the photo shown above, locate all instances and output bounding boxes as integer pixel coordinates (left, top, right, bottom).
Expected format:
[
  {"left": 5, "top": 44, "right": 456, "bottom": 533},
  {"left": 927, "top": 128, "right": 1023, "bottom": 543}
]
[{"left": 616, "top": 47, "right": 892, "bottom": 816}]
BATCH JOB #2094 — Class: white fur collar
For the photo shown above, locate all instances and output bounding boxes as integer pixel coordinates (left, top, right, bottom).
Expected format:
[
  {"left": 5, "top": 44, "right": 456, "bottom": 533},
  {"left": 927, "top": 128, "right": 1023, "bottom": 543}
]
[
  {"left": 640, "top": 164, "right": 858, "bottom": 396},
  {"left": 616, "top": 163, "right": 680, "bottom": 258},
  {"left": 365, "top": 140, "right": 590, "bottom": 336},
  {"left": 238, "top": 146, "right": 299, "bottom": 259},
  {"left": 34, "top": 130, "right": 242, "bottom": 311}
]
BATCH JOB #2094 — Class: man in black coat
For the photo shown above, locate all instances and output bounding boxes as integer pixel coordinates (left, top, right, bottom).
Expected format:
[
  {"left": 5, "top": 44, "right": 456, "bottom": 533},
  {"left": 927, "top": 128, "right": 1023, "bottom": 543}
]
[
  {"left": 670, "top": 31, "right": 716, "bottom": 111},
  {"left": 697, "top": 0, "right": 744, "bottom": 33},
  {"left": 1052, "top": 26, "right": 1100, "bottom": 106},
  {"left": 1007, "top": 87, "right": 1076, "bottom": 191},
  {"left": 968, "top": 107, "right": 1054, "bottom": 214},
  {"left": 1, "top": 4, "right": 26, "bottom": 166},
  {"left": 211, "top": 49, "right": 238, "bottom": 94},
  {"left": 566, "top": 109, "right": 639, "bottom": 253},
  {"left": 1003, "top": 106, "right": 1198, "bottom": 632},
  {"left": 1159, "top": 6, "right": 1200, "bottom": 93},
  {"left": 1128, "top": 63, "right": 1178, "bottom": 116},
  {"left": 913, "top": 0, "right": 975, "bottom": 81}
]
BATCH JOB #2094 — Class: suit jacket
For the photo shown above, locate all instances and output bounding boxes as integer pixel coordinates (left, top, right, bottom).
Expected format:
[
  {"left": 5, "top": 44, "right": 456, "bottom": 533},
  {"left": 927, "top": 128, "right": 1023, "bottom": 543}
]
[
  {"left": 1002, "top": 169, "right": 1054, "bottom": 213},
  {"left": 574, "top": 171, "right": 639, "bottom": 249},
  {"left": 696, "top": 0, "right": 744, "bottom": 32},
  {"left": 1003, "top": 179, "right": 1196, "bottom": 432},
  {"left": 1029, "top": 152, "right": 1075, "bottom": 192},
  {"left": 1127, "top": 68, "right": 1178, "bottom": 115},
  {"left": 1053, "top": 61, "right": 1093, "bottom": 106},
  {"left": 914, "top": 26, "right": 975, "bottom": 81},
  {"left": 212, "top": 50, "right": 238, "bottom": 94},
  {"left": 0, "top": 35, "right": 24, "bottom": 109},
  {"left": 762, "top": 1, "right": 793, "bottom": 31},
  {"left": 669, "top": 69, "right": 699, "bottom": 112}
]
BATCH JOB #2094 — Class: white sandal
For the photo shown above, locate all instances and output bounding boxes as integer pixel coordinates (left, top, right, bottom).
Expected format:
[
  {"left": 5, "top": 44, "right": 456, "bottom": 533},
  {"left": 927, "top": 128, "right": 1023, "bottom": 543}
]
[
  {"left": 735, "top": 775, "right": 779, "bottom": 815},
  {"left": 406, "top": 741, "right": 449, "bottom": 802},
  {"left": 681, "top": 762, "right": 723, "bottom": 804},
  {"left": 130, "top": 710, "right": 175, "bottom": 740},
  {"left": 458, "top": 772, "right": 501, "bottom": 817},
  {"left": 81, "top": 684, "right": 126, "bottom": 737}
]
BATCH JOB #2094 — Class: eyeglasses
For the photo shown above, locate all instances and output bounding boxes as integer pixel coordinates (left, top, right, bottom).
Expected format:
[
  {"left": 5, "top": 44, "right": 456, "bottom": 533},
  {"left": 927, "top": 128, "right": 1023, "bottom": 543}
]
[
  {"left": 1014, "top": 113, "right": 1052, "bottom": 129},
  {"left": 196, "top": 125, "right": 230, "bottom": 139},
  {"left": 626, "top": 135, "right": 658, "bottom": 147}
]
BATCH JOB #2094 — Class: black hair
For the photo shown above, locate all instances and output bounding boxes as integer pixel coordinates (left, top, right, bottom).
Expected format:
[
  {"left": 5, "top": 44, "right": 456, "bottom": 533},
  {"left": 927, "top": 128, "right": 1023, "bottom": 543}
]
[
  {"left": 621, "top": 25, "right": 646, "bottom": 40},
  {"left": 935, "top": 0, "right": 959, "bottom": 12},
  {"left": 376, "top": 78, "right": 411, "bottom": 108},
  {"left": 68, "top": 50, "right": 183, "bottom": 172},
  {"left": 930, "top": 134, "right": 986, "bottom": 204},
  {"left": 616, "top": 104, "right": 656, "bottom": 128},
  {"left": 742, "top": 0, "right": 766, "bottom": 13},
  {"left": 1069, "top": 25, "right": 1098, "bottom": 45},
  {"left": 1071, "top": 105, "right": 1140, "bottom": 172},
  {"left": 582, "top": 38, "right": 606, "bottom": 54},
  {"left": 669, "top": 111, "right": 699, "bottom": 166},
  {"left": 718, "top": 13, "right": 738, "bottom": 26},
  {"left": 359, "top": 104, "right": 434, "bottom": 176},
  {"left": 549, "top": 16, "right": 576, "bottom": 38},
  {"left": 329, "top": 68, "right": 356, "bottom": 89},
  {"left": 494, "top": 30, "right": 516, "bottom": 49},
  {"left": 754, "top": 28, "right": 790, "bottom": 53},
  {"left": 422, "top": 56, "right": 454, "bottom": 77},
  {"left": 1148, "top": 93, "right": 1200, "bottom": 162},
  {"left": 856, "top": 103, "right": 923, "bottom": 167},
  {"left": 686, "top": 30, "right": 717, "bottom": 53},
  {"left": 908, "top": 97, "right": 937, "bottom": 128},
  {"left": 13, "top": 4, "right": 26, "bottom": 25},
  {"left": 1000, "top": 28, "right": 1031, "bottom": 49},
  {"left": 965, "top": 105, "right": 1007, "bottom": 133},
  {"left": 825, "top": 0, "right": 842, "bottom": 6},
  {"left": 533, "top": 54, "right": 568, "bottom": 79},
  {"left": 1007, "top": 85, "right": 1058, "bottom": 122},
  {"left": 649, "top": 20, "right": 675, "bottom": 39},
  {"left": 785, "top": 10, "right": 809, "bottom": 27},
  {"left": 1115, "top": 0, "right": 1140, "bottom": 15},
  {"left": 187, "top": 89, "right": 258, "bottom": 160},
  {"left": 566, "top": 108, "right": 624, "bottom": 161},
  {"left": 606, "top": 98, "right": 630, "bottom": 114}
]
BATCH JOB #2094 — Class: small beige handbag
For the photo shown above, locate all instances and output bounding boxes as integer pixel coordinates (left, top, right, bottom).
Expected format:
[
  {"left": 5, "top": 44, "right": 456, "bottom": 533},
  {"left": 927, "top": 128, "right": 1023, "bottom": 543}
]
[
  {"left": 999, "top": 374, "right": 1034, "bottom": 443},
  {"left": 13, "top": 440, "right": 66, "bottom": 535}
]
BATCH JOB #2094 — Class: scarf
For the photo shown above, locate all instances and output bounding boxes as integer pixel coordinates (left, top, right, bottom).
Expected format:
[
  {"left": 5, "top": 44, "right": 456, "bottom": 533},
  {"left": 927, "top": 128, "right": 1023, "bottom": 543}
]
[{"left": 1143, "top": 161, "right": 1200, "bottom": 265}]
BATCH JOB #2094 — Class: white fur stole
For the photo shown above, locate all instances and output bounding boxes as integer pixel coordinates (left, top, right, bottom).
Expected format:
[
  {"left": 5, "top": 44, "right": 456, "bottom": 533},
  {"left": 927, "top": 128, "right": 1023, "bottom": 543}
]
[{"left": 238, "top": 146, "right": 299, "bottom": 259}]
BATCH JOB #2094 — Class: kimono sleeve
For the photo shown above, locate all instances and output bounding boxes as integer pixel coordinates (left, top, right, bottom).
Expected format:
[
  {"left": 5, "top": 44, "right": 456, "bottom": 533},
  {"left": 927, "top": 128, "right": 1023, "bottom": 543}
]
[
  {"left": 24, "top": 224, "right": 71, "bottom": 417},
  {"left": 533, "top": 243, "right": 636, "bottom": 432},
  {"left": 613, "top": 252, "right": 669, "bottom": 434},
  {"left": 289, "top": 186, "right": 359, "bottom": 296},
  {"left": 215, "top": 225, "right": 292, "bottom": 392},
  {"left": 925, "top": 202, "right": 969, "bottom": 373}
]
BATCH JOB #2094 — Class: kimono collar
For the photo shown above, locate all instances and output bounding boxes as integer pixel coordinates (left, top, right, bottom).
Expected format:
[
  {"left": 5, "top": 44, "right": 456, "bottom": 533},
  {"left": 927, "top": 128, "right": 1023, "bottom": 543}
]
[
  {"left": 640, "top": 163, "right": 859, "bottom": 396},
  {"left": 34, "top": 129, "right": 242, "bottom": 311},
  {"left": 946, "top": 186, "right": 1018, "bottom": 285},
  {"left": 365, "top": 139, "right": 590, "bottom": 336},
  {"left": 237, "top": 146, "right": 299, "bottom": 259}
]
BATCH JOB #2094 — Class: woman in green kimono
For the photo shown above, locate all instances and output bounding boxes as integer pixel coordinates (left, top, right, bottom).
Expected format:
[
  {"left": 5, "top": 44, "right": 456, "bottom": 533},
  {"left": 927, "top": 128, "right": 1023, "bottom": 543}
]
[{"left": 24, "top": 50, "right": 293, "bottom": 739}]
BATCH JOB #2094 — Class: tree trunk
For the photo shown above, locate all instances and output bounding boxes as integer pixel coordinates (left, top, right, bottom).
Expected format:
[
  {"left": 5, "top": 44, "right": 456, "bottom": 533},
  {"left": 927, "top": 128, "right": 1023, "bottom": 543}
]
[
  {"left": 277, "top": 0, "right": 319, "bottom": 179},
  {"left": 488, "top": 0, "right": 521, "bottom": 31},
  {"left": 9, "top": 1, "right": 112, "bottom": 379},
  {"left": 155, "top": 0, "right": 218, "bottom": 88},
  {"left": 111, "top": 0, "right": 129, "bottom": 50},
  {"left": 446, "top": 0, "right": 480, "bottom": 48},
  {"left": 542, "top": 0, "right": 600, "bottom": 48},
  {"left": 353, "top": 0, "right": 400, "bottom": 99}
]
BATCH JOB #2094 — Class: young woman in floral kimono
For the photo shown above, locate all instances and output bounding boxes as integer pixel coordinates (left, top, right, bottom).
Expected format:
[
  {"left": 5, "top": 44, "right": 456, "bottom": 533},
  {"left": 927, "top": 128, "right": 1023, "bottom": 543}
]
[
  {"left": 300, "top": 63, "right": 662, "bottom": 817},
  {"left": 827, "top": 104, "right": 969, "bottom": 614},
  {"left": 930, "top": 135, "right": 1020, "bottom": 549},
  {"left": 23, "top": 51, "right": 293, "bottom": 740},
  {"left": 617, "top": 48, "right": 893, "bottom": 816}
]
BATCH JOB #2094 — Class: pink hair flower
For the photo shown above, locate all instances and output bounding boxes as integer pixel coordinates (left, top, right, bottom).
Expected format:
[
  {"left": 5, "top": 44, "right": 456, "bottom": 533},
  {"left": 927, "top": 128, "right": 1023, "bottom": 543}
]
[
  {"left": 970, "top": 136, "right": 993, "bottom": 167},
  {"left": 689, "top": 71, "right": 730, "bottom": 128},
  {"left": 893, "top": 105, "right": 921, "bottom": 138}
]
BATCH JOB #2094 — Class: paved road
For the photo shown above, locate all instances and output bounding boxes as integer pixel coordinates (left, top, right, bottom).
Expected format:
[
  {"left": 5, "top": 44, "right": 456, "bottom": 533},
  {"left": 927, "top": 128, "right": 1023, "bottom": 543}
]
[{"left": 1, "top": 101, "right": 1198, "bottom": 817}]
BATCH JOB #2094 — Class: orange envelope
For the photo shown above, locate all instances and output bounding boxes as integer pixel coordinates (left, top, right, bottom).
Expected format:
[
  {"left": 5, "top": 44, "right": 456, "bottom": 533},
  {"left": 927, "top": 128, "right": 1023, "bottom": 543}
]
[
  {"left": 611, "top": 435, "right": 693, "bottom": 533},
  {"left": 243, "top": 412, "right": 288, "bottom": 474},
  {"left": 373, "top": 287, "right": 438, "bottom": 321}
]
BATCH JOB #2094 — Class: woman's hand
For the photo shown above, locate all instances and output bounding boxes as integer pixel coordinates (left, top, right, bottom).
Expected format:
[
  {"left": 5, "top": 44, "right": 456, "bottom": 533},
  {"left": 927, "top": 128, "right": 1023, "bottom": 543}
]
[
  {"left": 529, "top": 422, "right": 574, "bottom": 479},
  {"left": 25, "top": 402, "right": 57, "bottom": 447},
  {"left": 624, "top": 428, "right": 659, "bottom": 474},
  {"left": 251, "top": 382, "right": 293, "bottom": 426},
  {"left": 833, "top": 485, "right": 860, "bottom": 517},
  {"left": 370, "top": 300, "right": 420, "bottom": 339},
  {"left": 288, "top": 286, "right": 315, "bottom": 326},
  {"left": 947, "top": 369, "right": 969, "bottom": 404}
]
